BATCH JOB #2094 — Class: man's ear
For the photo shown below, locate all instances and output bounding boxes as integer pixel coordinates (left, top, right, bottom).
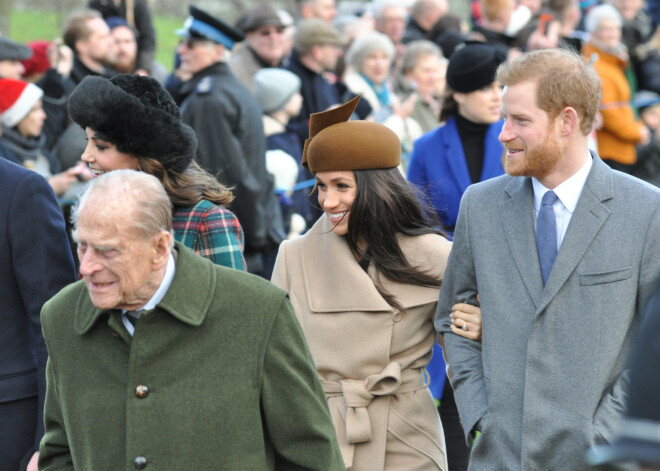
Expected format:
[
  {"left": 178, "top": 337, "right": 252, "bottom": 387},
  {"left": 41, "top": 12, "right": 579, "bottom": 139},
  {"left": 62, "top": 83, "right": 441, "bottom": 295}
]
[
  {"left": 559, "top": 106, "right": 579, "bottom": 136},
  {"left": 212, "top": 43, "right": 226, "bottom": 62},
  {"left": 152, "top": 231, "right": 172, "bottom": 269}
]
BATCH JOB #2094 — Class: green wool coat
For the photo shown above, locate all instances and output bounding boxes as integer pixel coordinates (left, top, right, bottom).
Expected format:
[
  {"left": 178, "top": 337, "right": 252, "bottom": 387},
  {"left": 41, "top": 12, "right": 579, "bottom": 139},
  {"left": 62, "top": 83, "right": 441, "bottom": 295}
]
[{"left": 39, "top": 242, "right": 344, "bottom": 470}]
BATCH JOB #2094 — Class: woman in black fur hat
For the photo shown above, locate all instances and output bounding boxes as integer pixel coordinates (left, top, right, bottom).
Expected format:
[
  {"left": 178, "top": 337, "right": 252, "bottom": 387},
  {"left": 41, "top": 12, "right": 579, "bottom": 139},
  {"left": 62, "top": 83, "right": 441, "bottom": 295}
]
[{"left": 68, "top": 74, "right": 245, "bottom": 270}]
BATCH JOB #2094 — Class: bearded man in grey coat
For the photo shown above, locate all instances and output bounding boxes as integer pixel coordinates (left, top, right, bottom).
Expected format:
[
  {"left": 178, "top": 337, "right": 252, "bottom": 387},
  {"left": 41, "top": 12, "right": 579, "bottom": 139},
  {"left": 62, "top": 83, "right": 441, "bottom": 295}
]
[{"left": 436, "top": 48, "right": 660, "bottom": 470}]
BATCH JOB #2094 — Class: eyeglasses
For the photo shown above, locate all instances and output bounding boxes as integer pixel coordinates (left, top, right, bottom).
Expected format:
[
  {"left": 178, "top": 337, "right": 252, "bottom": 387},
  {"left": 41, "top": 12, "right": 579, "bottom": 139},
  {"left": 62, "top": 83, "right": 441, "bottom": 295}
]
[
  {"left": 257, "top": 26, "right": 285, "bottom": 37},
  {"left": 178, "top": 37, "right": 211, "bottom": 48}
]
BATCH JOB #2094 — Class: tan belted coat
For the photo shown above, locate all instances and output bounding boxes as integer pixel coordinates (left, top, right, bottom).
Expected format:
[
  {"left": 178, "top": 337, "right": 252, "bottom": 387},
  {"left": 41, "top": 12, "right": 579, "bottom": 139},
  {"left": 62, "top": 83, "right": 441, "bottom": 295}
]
[{"left": 272, "top": 215, "right": 452, "bottom": 470}]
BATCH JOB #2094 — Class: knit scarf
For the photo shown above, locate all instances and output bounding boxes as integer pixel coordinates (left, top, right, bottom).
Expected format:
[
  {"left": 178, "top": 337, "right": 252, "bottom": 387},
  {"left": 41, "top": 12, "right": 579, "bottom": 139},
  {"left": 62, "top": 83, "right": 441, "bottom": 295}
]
[
  {"left": 1, "top": 126, "right": 51, "bottom": 176},
  {"left": 361, "top": 73, "right": 391, "bottom": 107}
]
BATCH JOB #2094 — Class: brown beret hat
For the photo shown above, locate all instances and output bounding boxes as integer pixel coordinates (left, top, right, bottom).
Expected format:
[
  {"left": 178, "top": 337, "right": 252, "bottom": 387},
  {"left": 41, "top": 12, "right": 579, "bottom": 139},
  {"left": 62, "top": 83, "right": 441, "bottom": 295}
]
[{"left": 302, "top": 96, "right": 401, "bottom": 173}]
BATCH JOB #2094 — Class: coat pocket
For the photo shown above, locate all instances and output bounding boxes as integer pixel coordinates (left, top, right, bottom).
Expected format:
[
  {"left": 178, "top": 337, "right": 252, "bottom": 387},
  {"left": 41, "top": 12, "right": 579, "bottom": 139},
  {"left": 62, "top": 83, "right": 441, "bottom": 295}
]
[{"left": 579, "top": 267, "right": 633, "bottom": 286}]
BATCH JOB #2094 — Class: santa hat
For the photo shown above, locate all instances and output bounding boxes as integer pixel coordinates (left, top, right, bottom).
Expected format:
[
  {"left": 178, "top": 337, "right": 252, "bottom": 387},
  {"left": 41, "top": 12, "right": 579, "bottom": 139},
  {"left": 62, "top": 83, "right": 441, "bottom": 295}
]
[{"left": 0, "top": 78, "right": 43, "bottom": 128}]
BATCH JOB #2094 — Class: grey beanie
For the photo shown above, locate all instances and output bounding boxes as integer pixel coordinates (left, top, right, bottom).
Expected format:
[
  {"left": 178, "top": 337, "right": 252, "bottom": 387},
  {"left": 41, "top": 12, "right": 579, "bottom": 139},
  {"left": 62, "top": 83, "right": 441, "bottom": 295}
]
[{"left": 253, "top": 68, "right": 301, "bottom": 114}]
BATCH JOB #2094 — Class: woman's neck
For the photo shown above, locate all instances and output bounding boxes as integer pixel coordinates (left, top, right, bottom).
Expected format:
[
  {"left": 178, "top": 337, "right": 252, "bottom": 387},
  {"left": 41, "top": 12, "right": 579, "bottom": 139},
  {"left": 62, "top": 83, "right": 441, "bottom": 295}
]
[{"left": 268, "top": 110, "right": 290, "bottom": 126}]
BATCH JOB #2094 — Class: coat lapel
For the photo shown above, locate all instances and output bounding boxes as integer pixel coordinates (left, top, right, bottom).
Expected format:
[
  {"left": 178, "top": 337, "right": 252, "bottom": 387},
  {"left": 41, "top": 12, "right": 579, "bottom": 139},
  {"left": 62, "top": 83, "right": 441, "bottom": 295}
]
[
  {"left": 74, "top": 243, "right": 219, "bottom": 335},
  {"left": 501, "top": 177, "right": 544, "bottom": 306},
  {"left": 300, "top": 216, "right": 393, "bottom": 313},
  {"left": 481, "top": 121, "right": 505, "bottom": 181},
  {"left": 535, "top": 156, "right": 612, "bottom": 314},
  {"left": 443, "top": 118, "right": 472, "bottom": 193}
]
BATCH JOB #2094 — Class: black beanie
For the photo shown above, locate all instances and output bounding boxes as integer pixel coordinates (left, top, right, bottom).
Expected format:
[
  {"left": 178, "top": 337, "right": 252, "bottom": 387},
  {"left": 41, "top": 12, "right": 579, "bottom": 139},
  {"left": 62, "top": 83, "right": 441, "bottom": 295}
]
[
  {"left": 446, "top": 43, "right": 507, "bottom": 93},
  {"left": 68, "top": 74, "right": 197, "bottom": 174}
]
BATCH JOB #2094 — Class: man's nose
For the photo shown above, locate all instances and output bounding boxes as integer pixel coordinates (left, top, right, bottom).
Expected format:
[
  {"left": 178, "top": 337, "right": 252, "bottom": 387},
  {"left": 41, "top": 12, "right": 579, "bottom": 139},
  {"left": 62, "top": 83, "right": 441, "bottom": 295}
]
[{"left": 78, "top": 249, "right": 101, "bottom": 276}]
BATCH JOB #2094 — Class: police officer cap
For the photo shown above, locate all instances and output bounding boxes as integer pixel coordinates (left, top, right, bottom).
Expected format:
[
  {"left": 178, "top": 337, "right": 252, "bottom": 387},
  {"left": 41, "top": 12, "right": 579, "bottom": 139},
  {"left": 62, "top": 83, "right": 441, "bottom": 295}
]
[
  {"left": 176, "top": 5, "right": 245, "bottom": 51},
  {"left": 0, "top": 36, "right": 32, "bottom": 62},
  {"left": 446, "top": 42, "right": 506, "bottom": 93}
]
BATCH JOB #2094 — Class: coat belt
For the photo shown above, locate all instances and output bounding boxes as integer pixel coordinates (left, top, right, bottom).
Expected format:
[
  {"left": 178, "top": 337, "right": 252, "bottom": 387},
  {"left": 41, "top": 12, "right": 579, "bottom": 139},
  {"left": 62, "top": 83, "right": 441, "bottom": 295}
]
[{"left": 322, "top": 363, "right": 427, "bottom": 446}]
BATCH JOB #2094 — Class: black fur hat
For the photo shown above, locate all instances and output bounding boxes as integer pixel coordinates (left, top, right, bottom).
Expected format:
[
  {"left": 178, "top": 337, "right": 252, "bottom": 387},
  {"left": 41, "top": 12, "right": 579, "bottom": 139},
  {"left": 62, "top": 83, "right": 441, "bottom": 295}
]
[{"left": 68, "top": 74, "right": 197, "bottom": 174}]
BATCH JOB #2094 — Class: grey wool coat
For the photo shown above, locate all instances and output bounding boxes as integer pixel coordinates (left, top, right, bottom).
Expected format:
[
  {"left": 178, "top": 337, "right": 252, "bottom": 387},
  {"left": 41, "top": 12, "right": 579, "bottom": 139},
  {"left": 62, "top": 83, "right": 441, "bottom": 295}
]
[
  {"left": 38, "top": 242, "right": 344, "bottom": 470},
  {"left": 436, "top": 154, "right": 660, "bottom": 470}
]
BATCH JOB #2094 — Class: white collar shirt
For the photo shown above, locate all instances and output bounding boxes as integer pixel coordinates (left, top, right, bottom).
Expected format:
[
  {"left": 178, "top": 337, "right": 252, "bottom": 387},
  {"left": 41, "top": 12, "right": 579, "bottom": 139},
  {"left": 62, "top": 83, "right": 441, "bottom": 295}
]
[{"left": 532, "top": 152, "right": 593, "bottom": 250}]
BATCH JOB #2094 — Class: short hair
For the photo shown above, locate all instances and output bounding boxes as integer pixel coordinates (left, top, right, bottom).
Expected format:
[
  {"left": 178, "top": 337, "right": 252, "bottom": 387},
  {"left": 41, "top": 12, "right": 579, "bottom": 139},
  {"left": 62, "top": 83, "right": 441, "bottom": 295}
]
[
  {"left": 481, "top": 0, "right": 514, "bottom": 22},
  {"left": 400, "top": 39, "right": 443, "bottom": 74},
  {"left": 496, "top": 48, "right": 601, "bottom": 135},
  {"left": 411, "top": 0, "right": 447, "bottom": 20},
  {"left": 372, "top": 0, "right": 407, "bottom": 22},
  {"left": 584, "top": 3, "right": 622, "bottom": 34},
  {"left": 546, "top": 0, "right": 577, "bottom": 22},
  {"left": 345, "top": 31, "right": 395, "bottom": 70},
  {"left": 62, "top": 9, "right": 103, "bottom": 51},
  {"left": 71, "top": 170, "right": 174, "bottom": 245}
]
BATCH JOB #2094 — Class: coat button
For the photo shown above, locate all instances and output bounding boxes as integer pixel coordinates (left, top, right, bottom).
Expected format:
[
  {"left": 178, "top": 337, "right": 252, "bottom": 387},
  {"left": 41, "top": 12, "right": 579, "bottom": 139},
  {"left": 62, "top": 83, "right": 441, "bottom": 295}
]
[
  {"left": 134, "top": 456, "right": 147, "bottom": 469},
  {"left": 393, "top": 311, "right": 403, "bottom": 322},
  {"left": 135, "top": 385, "right": 149, "bottom": 398}
]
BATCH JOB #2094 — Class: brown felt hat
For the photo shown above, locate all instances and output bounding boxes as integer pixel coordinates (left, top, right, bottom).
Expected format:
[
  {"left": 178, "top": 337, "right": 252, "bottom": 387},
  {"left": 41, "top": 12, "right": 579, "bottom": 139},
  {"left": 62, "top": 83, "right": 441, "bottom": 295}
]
[{"left": 302, "top": 96, "right": 401, "bottom": 173}]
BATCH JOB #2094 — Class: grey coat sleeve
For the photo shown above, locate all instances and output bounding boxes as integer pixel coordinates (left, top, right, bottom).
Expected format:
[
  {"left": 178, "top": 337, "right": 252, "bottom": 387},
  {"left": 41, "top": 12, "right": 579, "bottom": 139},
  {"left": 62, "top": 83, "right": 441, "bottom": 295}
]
[{"left": 434, "top": 185, "right": 488, "bottom": 444}]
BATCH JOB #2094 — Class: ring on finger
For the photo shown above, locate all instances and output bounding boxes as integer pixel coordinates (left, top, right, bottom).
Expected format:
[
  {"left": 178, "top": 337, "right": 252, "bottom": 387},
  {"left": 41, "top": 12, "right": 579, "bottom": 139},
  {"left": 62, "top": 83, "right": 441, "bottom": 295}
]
[{"left": 462, "top": 322, "right": 468, "bottom": 332}]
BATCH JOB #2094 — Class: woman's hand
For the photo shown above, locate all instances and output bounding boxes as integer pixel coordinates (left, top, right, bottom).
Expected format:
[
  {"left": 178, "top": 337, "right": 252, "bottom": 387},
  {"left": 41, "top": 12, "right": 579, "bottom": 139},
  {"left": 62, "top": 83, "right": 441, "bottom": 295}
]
[
  {"left": 450, "top": 302, "right": 482, "bottom": 341},
  {"left": 48, "top": 170, "right": 78, "bottom": 197},
  {"left": 392, "top": 93, "right": 417, "bottom": 119},
  {"left": 48, "top": 163, "right": 89, "bottom": 196}
]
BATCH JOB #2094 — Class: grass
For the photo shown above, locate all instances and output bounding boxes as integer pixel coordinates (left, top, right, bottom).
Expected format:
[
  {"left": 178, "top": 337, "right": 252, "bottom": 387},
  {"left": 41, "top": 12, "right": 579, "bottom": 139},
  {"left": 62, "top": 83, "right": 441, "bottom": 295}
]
[{"left": 8, "top": 9, "right": 183, "bottom": 71}]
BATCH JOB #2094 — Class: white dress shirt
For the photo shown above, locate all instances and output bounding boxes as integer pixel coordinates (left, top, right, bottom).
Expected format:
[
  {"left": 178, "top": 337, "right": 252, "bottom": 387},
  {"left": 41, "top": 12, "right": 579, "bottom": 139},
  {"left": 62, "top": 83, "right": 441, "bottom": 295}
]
[{"left": 532, "top": 153, "right": 593, "bottom": 250}]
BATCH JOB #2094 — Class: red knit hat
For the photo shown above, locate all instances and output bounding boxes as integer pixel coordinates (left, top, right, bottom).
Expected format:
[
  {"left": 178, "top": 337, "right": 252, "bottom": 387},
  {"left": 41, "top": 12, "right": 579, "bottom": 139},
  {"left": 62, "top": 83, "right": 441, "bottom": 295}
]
[
  {"left": 21, "top": 40, "right": 52, "bottom": 78},
  {"left": 0, "top": 78, "right": 43, "bottom": 127}
]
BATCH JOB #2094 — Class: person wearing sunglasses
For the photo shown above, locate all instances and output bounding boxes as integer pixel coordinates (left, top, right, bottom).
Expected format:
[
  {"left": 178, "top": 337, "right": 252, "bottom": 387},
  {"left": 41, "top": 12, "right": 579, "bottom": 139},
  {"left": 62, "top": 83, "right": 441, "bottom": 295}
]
[{"left": 229, "top": 3, "right": 289, "bottom": 92}]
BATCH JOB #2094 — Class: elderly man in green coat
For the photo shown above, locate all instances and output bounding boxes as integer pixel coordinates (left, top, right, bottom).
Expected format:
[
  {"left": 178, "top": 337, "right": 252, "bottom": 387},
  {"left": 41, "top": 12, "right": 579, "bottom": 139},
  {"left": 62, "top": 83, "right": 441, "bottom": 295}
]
[{"left": 38, "top": 170, "right": 344, "bottom": 470}]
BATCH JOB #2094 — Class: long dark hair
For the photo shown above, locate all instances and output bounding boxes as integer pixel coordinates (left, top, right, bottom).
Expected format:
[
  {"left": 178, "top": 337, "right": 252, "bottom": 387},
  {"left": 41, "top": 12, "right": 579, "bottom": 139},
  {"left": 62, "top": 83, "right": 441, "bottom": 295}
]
[
  {"left": 439, "top": 85, "right": 458, "bottom": 123},
  {"left": 138, "top": 157, "right": 234, "bottom": 208},
  {"left": 345, "top": 167, "right": 446, "bottom": 311}
]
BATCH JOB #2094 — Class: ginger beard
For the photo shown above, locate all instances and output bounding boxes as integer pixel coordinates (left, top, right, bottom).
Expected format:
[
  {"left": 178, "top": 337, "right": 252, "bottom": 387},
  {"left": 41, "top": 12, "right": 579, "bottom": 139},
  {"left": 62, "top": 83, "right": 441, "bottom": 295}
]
[{"left": 504, "top": 120, "right": 563, "bottom": 181}]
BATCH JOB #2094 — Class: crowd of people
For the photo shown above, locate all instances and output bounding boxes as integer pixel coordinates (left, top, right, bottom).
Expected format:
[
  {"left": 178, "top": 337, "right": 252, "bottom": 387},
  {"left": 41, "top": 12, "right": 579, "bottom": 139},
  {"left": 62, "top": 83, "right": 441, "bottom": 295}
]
[{"left": 2, "top": 0, "right": 660, "bottom": 470}]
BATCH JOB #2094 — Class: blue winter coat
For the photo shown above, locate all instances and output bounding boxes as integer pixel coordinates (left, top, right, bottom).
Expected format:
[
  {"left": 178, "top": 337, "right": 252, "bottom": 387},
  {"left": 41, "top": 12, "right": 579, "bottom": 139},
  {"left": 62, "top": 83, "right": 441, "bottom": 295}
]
[
  {"left": 407, "top": 116, "right": 505, "bottom": 400},
  {"left": 407, "top": 116, "right": 505, "bottom": 233}
]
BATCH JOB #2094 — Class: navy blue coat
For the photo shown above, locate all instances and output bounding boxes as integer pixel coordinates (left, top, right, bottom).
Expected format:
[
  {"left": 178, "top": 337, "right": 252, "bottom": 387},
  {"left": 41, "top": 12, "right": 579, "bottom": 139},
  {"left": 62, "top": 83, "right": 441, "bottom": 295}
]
[
  {"left": 407, "top": 116, "right": 505, "bottom": 233},
  {"left": 0, "top": 157, "right": 75, "bottom": 464}
]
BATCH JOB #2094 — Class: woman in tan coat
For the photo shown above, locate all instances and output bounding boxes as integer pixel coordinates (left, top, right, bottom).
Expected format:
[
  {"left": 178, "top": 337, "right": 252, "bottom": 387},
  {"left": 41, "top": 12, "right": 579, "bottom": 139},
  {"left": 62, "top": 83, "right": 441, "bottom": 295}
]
[{"left": 272, "top": 96, "right": 475, "bottom": 470}]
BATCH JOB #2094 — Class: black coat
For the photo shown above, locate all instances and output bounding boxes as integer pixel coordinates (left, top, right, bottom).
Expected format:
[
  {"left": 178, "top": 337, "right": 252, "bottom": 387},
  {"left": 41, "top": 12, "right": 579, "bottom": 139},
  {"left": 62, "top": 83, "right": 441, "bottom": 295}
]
[
  {"left": 179, "top": 63, "right": 284, "bottom": 271},
  {"left": 0, "top": 158, "right": 76, "bottom": 468}
]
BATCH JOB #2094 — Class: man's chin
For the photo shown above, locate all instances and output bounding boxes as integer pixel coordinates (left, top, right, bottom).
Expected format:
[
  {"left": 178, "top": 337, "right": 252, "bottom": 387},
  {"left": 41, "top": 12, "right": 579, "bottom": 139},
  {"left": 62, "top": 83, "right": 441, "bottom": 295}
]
[
  {"left": 115, "top": 59, "right": 134, "bottom": 72},
  {"left": 504, "top": 159, "right": 525, "bottom": 177}
]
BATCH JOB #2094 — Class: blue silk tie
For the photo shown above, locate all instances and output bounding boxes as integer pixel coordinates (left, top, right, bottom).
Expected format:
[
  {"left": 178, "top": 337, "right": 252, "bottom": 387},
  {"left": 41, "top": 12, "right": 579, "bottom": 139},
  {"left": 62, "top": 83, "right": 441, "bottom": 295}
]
[{"left": 536, "top": 191, "right": 558, "bottom": 285}]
